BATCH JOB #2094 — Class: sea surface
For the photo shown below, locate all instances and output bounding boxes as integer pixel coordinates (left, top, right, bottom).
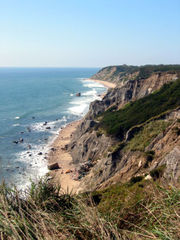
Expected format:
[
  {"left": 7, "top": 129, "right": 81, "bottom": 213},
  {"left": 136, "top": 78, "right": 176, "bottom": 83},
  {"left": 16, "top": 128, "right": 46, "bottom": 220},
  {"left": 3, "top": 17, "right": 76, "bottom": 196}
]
[{"left": 0, "top": 68, "right": 106, "bottom": 189}]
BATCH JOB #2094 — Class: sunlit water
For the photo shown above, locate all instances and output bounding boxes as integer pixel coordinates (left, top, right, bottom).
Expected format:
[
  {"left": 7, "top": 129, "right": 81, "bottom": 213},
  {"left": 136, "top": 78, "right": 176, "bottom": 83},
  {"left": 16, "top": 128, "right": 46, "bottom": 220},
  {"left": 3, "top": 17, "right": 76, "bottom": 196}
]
[{"left": 0, "top": 68, "right": 106, "bottom": 189}]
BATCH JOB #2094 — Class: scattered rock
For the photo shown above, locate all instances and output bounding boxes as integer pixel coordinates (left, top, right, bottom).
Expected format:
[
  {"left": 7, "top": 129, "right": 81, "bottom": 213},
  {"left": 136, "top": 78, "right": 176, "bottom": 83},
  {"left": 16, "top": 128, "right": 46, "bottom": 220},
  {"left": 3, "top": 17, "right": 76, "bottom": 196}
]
[
  {"left": 65, "top": 169, "right": 72, "bottom": 174},
  {"left": 27, "top": 127, "right": 31, "bottom": 132},
  {"left": 145, "top": 175, "right": 152, "bottom": 180},
  {"left": 13, "top": 140, "right": 18, "bottom": 144},
  {"left": 38, "top": 152, "right": 43, "bottom": 155},
  {"left": 43, "top": 121, "right": 48, "bottom": 126},
  {"left": 19, "top": 138, "right": 23, "bottom": 143},
  {"left": 46, "top": 127, "right": 51, "bottom": 130},
  {"left": 76, "top": 92, "right": 81, "bottom": 97},
  {"left": 51, "top": 147, "right": 56, "bottom": 151},
  {"left": 48, "top": 162, "right": 60, "bottom": 170}
]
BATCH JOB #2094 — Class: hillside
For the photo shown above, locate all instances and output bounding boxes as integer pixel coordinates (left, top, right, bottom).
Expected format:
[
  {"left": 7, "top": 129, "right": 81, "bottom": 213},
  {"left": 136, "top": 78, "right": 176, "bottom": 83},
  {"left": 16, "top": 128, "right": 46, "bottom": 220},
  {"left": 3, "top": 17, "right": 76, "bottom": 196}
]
[
  {"left": 0, "top": 65, "right": 180, "bottom": 239},
  {"left": 69, "top": 65, "right": 180, "bottom": 191},
  {"left": 91, "top": 64, "right": 180, "bottom": 85}
]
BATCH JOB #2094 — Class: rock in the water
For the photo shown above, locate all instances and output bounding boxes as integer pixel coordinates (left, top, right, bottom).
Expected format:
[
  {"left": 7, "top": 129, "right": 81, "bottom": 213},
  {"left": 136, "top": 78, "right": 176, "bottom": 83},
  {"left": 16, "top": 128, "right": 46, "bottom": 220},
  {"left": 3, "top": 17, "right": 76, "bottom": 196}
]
[
  {"left": 27, "top": 127, "right": 31, "bottom": 132},
  {"left": 48, "top": 162, "right": 60, "bottom": 170},
  {"left": 13, "top": 141, "right": 18, "bottom": 144},
  {"left": 76, "top": 92, "right": 81, "bottom": 97},
  {"left": 19, "top": 138, "right": 23, "bottom": 143},
  {"left": 38, "top": 152, "right": 43, "bottom": 155},
  {"left": 46, "top": 127, "right": 51, "bottom": 130}
]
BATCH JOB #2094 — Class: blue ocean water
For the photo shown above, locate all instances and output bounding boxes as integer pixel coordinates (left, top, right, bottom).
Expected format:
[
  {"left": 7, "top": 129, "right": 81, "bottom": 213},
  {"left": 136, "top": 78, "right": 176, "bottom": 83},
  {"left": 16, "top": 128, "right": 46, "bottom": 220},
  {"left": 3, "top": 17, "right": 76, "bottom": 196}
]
[{"left": 0, "top": 68, "right": 106, "bottom": 189}]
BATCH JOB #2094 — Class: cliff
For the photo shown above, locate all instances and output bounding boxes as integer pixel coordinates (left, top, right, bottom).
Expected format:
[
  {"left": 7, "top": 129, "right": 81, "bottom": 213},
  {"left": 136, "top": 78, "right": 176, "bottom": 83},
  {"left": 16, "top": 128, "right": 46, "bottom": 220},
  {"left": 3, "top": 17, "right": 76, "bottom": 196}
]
[{"left": 68, "top": 65, "right": 180, "bottom": 191}]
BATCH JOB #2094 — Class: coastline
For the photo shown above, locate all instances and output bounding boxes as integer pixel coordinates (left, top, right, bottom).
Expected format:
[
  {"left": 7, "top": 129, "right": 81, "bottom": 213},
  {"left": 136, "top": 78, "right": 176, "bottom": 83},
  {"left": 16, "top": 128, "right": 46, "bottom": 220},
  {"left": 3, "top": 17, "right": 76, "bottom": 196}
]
[
  {"left": 86, "top": 78, "right": 116, "bottom": 89},
  {"left": 48, "top": 79, "right": 114, "bottom": 193},
  {"left": 48, "top": 120, "right": 81, "bottom": 193}
]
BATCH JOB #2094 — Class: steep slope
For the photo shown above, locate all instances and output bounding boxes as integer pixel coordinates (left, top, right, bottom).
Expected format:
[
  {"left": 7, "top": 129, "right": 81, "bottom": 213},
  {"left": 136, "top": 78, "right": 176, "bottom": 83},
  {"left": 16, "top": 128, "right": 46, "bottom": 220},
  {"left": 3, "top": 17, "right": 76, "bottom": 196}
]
[
  {"left": 68, "top": 65, "right": 180, "bottom": 191},
  {"left": 91, "top": 64, "right": 180, "bottom": 86}
]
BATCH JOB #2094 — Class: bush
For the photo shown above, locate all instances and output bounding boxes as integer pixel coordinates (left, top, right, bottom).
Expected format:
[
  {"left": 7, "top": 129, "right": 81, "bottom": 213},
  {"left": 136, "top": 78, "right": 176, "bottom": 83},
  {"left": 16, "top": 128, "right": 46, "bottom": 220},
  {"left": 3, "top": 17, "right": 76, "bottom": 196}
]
[
  {"left": 150, "top": 165, "right": 166, "bottom": 180},
  {"left": 130, "top": 176, "right": 144, "bottom": 184}
]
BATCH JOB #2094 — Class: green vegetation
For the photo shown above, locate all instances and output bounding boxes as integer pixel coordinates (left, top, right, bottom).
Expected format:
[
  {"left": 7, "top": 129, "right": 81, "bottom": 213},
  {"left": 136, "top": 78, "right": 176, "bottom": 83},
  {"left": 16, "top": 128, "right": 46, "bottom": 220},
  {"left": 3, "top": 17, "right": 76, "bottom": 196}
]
[
  {"left": 91, "top": 180, "right": 180, "bottom": 240},
  {"left": 144, "top": 151, "right": 155, "bottom": 168},
  {"left": 150, "top": 165, "right": 166, "bottom": 180},
  {"left": 124, "top": 120, "right": 170, "bottom": 152},
  {"left": 0, "top": 177, "right": 180, "bottom": 239},
  {"left": 95, "top": 64, "right": 180, "bottom": 83},
  {"left": 97, "top": 79, "right": 180, "bottom": 138}
]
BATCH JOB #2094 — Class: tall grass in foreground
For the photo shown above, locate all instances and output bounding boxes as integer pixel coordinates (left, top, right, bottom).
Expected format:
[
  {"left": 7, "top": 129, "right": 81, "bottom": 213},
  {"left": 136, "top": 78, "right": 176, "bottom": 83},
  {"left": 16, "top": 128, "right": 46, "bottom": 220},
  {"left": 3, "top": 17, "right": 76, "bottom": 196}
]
[{"left": 0, "top": 178, "right": 179, "bottom": 240}]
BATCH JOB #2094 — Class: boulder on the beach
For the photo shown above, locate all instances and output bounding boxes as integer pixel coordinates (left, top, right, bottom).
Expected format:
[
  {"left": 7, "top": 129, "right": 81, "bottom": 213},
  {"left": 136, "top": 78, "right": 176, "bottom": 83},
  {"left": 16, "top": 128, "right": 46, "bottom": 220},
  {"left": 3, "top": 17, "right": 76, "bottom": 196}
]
[
  {"left": 51, "top": 147, "right": 56, "bottom": 151},
  {"left": 38, "top": 152, "right": 43, "bottom": 155},
  {"left": 65, "top": 169, "right": 72, "bottom": 174},
  {"left": 76, "top": 92, "right": 81, "bottom": 97},
  {"left": 48, "top": 162, "right": 60, "bottom": 170}
]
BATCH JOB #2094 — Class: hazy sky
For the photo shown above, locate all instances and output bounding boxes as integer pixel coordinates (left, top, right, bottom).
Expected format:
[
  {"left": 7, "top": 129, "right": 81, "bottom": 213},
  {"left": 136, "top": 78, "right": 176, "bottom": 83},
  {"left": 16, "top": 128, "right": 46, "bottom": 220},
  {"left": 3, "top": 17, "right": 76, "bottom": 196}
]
[{"left": 0, "top": 0, "right": 180, "bottom": 67}]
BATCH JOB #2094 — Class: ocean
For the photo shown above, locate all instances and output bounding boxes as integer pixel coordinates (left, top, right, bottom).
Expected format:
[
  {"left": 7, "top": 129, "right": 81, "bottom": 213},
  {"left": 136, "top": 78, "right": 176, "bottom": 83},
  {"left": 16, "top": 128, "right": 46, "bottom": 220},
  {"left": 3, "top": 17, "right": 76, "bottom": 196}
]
[{"left": 0, "top": 68, "right": 106, "bottom": 189}]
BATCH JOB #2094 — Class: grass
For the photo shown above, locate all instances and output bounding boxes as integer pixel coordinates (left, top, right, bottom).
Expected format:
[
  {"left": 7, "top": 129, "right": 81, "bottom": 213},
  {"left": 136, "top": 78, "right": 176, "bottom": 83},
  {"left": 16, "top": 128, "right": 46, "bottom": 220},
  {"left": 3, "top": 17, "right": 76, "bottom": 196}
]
[
  {"left": 94, "top": 64, "right": 180, "bottom": 83},
  {"left": 91, "top": 181, "right": 180, "bottom": 240},
  {"left": 0, "top": 177, "right": 179, "bottom": 239},
  {"left": 97, "top": 79, "right": 180, "bottom": 139},
  {"left": 124, "top": 120, "right": 170, "bottom": 152}
]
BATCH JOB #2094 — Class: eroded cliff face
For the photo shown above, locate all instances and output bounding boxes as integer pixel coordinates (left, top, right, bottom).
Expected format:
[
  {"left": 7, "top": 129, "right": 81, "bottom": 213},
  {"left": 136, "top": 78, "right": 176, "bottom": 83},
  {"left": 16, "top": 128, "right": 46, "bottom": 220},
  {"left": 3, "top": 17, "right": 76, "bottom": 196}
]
[
  {"left": 68, "top": 67, "right": 180, "bottom": 191},
  {"left": 87, "top": 72, "right": 178, "bottom": 119}
]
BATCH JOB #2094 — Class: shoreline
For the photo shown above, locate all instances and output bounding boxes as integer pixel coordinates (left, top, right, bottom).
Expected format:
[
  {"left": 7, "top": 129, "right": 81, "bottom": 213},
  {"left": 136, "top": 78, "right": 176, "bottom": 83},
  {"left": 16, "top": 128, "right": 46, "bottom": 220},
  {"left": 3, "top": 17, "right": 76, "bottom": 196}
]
[
  {"left": 48, "top": 120, "right": 82, "bottom": 193},
  {"left": 86, "top": 78, "right": 116, "bottom": 88},
  {"left": 47, "top": 78, "right": 114, "bottom": 193}
]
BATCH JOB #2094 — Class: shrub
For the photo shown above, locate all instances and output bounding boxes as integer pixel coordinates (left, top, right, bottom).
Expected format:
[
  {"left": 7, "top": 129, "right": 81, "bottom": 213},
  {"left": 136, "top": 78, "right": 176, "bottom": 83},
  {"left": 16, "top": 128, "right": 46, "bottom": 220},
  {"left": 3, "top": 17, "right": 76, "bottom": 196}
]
[
  {"left": 150, "top": 165, "right": 166, "bottom": 180},
  {"left": 130, "top": 176, "right": 144, "bottom": 184}
]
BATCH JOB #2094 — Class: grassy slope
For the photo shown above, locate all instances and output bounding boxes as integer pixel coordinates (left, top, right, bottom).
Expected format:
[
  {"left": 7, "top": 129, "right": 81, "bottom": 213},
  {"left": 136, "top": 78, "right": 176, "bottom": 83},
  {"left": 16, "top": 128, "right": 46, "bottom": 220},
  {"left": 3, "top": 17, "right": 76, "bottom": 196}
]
[
  {"left": 92, "top": 64, "right": 180, "bottom": 83},
  {"left": 98, "top": 79, "right": 180, "bottom": 139},
  {"left": 0, "top": 178, "right": 180, "bottom": 239}
]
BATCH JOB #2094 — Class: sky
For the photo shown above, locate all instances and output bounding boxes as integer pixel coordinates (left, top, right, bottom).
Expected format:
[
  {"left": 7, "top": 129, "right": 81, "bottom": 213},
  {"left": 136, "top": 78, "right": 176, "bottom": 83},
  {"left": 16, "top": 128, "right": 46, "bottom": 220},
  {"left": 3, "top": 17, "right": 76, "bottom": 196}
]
[{"left": 0, "top": 0, "right": 180, "bottom": 67}]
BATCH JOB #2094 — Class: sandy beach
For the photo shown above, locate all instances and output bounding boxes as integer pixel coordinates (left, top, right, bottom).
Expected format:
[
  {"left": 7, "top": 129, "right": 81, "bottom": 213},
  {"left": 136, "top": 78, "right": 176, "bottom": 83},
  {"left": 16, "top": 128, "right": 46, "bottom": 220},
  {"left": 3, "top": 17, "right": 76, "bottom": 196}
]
[
  {"left": 48, "top": 120, "right": 81, "bottom": 193},
  {"left": 87, "top": 79, "right": 116, "bottom": 88},
  {"left": 48, "top": 79, "right": 115, "bottom": 193}
]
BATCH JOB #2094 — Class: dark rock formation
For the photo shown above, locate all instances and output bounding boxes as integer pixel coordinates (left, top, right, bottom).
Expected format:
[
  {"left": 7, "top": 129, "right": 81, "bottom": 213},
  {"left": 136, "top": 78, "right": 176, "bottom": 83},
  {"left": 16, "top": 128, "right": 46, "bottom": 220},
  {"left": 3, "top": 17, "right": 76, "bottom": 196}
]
[{"left": 48, "top": 162, "right": 60, "bottom": 170}]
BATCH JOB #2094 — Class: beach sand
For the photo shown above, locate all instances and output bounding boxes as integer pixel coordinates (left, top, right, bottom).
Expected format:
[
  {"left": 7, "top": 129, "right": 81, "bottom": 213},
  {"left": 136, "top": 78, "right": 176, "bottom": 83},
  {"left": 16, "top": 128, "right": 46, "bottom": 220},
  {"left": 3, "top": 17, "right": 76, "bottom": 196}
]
[
  {"left": 48, "top": 120, "right": 81, "bottom": 194},
  {"left": 48, "top": 79, "right": 115, "bottom": 193},
  {"left": 87, "top": 79, "right": 116, "bottom": 88}
]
